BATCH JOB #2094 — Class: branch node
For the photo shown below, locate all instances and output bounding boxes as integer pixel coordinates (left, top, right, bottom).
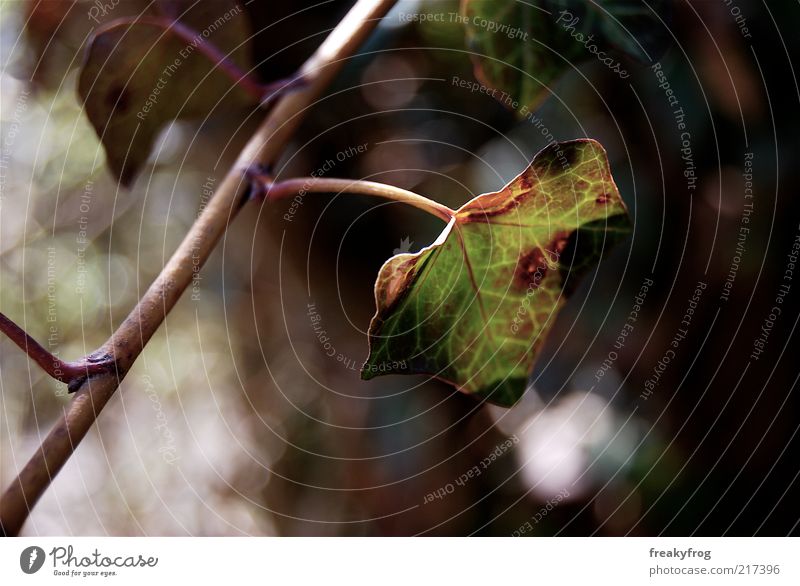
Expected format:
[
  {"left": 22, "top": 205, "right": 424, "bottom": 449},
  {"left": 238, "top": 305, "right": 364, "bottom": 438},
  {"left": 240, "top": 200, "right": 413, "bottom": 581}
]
[
  {"left": 243, "top": 163, "right": 273, "bottom": 203},
  {"left": 258, "top": 74, "right": 308, "bottom": 108},
  {"left": 64, "top": 352, "right": 119, "bottom": 393}
]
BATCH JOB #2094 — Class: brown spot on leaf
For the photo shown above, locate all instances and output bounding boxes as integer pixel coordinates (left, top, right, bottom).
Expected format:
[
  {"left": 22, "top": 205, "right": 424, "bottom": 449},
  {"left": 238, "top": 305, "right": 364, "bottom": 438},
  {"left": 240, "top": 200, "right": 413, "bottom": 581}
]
[
  {"left": 457, "top": 194, "right": 522, "bottom": 223},
  {"left": 596, "top": 193, "right": 611, "bottom": 204},
  {"left": 515, "top": 248, "right": 548, "bottom": 289},
  {"left": 550, "top": 231, "right": 570, "bottom": 257},
  {"left": 378, "top": 256, "right": 418, "bottom": 315}
]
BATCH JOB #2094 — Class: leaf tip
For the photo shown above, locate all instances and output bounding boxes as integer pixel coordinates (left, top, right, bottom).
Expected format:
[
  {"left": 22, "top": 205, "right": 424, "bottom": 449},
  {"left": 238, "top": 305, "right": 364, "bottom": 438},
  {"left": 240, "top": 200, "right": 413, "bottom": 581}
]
[{"left": 359, "top": 363, "right": 374, "bottom": 381}]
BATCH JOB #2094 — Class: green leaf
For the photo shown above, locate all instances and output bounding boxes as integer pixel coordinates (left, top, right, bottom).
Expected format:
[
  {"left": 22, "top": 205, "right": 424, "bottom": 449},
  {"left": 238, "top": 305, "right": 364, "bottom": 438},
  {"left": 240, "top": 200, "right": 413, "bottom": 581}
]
[
  {"left": 362, "top": 139, "right": 630, "bottom": 407},
  {"left": 462, "top": 0, "right": 670, "bottom": 113},
  {"left": 77, "top": 0, "right": 256, "bottom": 186}
]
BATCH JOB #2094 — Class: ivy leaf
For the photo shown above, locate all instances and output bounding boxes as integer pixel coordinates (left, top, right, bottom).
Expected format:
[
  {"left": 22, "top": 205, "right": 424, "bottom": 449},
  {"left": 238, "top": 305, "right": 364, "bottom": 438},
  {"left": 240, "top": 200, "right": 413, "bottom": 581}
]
[
  {"left": 22, "top": 0, "right": 155, "bottom": 87},
  {"left": 362, "top": 139, "right": 630, "bottom": 407},
  {"left": 77, "top": 0, "right": 257, "bottom": 186},
  {"left": 462, "top": 0, "right": 670, "bottom": 113}
]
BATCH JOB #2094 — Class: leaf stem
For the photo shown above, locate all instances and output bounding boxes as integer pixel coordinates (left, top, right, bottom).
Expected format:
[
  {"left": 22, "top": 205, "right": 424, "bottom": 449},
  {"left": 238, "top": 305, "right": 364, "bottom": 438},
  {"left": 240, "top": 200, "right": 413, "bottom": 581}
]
[
  {"left": 0, "top": 0, "right": 398, "bottom": 537},
  {"left": 112, "top": 15, "right": 303, "bottom": 105},
  {"left": 162, "top": 17, "right": 265, "bottom": 100},
  {"left": 258, "top": 176, "right": 455, "bottom": 223}
]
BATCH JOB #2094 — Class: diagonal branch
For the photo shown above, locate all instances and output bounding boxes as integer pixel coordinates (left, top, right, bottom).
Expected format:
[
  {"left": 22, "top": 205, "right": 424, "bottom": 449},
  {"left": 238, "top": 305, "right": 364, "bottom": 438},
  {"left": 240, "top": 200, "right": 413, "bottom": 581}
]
[{"left": 0, "top": 0, "right": 397, "bottom": 537}]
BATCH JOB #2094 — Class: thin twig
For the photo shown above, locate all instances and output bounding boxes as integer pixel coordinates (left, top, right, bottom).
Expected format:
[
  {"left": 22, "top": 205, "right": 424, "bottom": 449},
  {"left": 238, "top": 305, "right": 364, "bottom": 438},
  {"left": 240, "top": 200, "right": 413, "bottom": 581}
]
[
  {"left": 0, "top": 0, "right": 397, "bottom": 537},
  {"left": 257, "top": 176, "right": 456, "bottom": 222},
  {"left": 0, "top": 312, "right": 112, "bottom": 384},
  {"left": 96, "top": 15, "right": 305, "bottom": 105}
]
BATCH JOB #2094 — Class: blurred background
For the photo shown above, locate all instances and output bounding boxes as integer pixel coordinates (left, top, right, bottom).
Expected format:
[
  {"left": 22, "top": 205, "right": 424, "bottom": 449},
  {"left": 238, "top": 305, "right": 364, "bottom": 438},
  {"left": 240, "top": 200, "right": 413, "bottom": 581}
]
[{"left": 1, "top": 0, "right": 799, "bottom": 535}]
